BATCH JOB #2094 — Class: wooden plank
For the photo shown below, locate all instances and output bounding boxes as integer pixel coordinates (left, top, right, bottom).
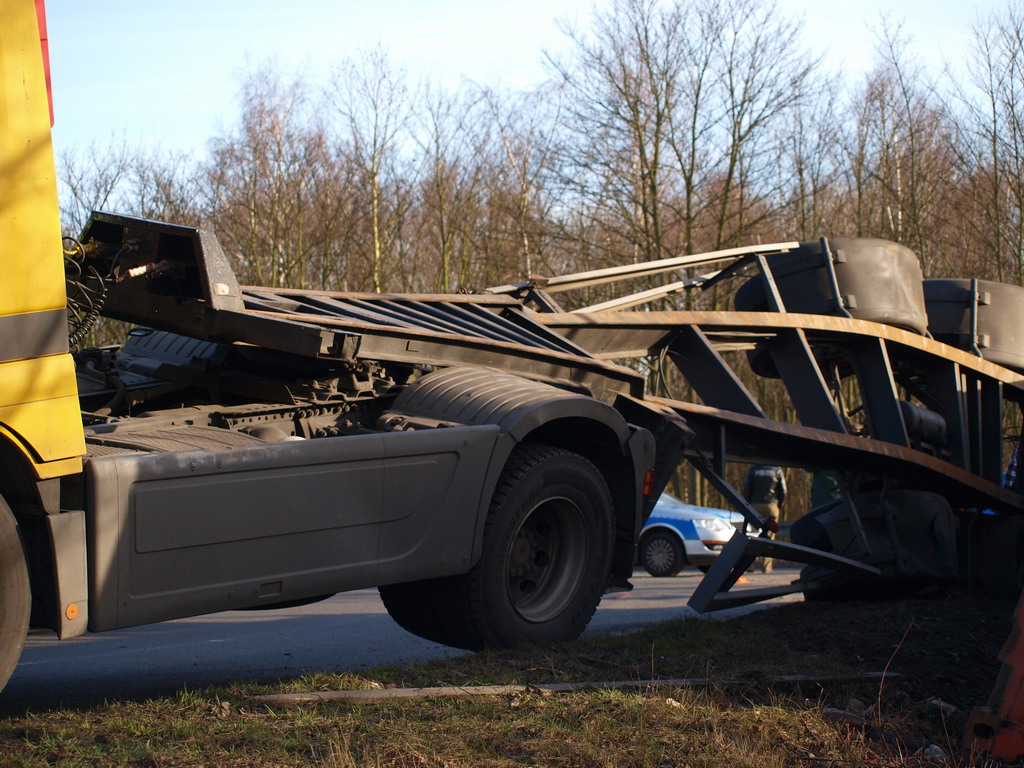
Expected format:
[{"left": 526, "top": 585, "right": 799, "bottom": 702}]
[{"left": 251, "top": 672, "right": 899, "bottom": 706}]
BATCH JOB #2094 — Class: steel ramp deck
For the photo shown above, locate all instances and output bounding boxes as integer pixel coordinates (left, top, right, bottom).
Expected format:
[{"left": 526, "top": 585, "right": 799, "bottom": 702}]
[{"left": 235, "top": 288, "right": 644, "bottom": 401}]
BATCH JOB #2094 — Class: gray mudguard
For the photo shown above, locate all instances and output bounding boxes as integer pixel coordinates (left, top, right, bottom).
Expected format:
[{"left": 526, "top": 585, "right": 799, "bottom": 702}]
[
  {"left": 379, "top": 367, "right": 651, "bottom": 565},
  {"left": 84, "top": 424, "right": 500, "bottom": 631}
]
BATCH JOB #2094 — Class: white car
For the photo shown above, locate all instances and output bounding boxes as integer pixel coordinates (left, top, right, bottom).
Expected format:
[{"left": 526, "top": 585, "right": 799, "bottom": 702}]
[{"left": 639, "top": 493, "right": 744, "bottom": 577}]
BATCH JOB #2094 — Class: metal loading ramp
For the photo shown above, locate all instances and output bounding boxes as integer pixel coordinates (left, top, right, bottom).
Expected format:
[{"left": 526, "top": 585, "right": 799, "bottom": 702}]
[
  {"left": 523, "top": 242, "right": 1024, "bottom": 612},
  {"left": 237, "top": 287, "right": 644, "bottom": 401},
  {"left": 77, "top": 212, "right": 645, "bottom": 403}
]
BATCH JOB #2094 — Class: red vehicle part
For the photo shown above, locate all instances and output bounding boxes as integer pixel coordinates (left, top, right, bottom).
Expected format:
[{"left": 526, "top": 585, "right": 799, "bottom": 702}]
[
  {"left": 34, "top": 0, "right": 53, "bottom": 125},
  {"left": 967, "top": 593, "right": 1024, "bottom": 762}
]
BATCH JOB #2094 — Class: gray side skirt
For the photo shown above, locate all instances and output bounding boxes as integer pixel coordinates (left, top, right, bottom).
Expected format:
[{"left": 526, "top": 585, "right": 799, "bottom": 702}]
[{"left": 84, "top": 425, "right": 500, "bottom": 631}]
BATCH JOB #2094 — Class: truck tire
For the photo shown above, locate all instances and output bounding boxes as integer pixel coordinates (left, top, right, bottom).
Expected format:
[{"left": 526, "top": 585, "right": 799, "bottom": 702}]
[
  {"left": 0, "top": 497, "right": 30, "bottom": 693},
  {"left": 380, "top": 444, "right": 615, "bottom": 650}
]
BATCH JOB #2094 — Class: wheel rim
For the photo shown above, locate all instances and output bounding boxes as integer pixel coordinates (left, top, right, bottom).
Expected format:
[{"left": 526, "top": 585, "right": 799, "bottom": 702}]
[
  {"left": 506, "top": 496, "right": 588, "bottom": 623},
  {"left": 645, "top": 536, "right": 676, "bottom": 573}
]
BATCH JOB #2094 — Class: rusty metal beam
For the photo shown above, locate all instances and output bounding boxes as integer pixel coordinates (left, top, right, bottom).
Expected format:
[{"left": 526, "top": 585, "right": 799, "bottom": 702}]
[
  {"left": 667, "top": 326, "right": 766, "bottom": 418},
  {"left": 767, "top": 328, "right": 847, "bottom": 433},
  {"left": 652, "top": 395, "right": 1024, "bottom": 514},
  {"left": 851, "top": 337, "right": 910, "bottom": 447},
  {"left": 542, "top": 310, "right": 1024, "bottom": 393}
]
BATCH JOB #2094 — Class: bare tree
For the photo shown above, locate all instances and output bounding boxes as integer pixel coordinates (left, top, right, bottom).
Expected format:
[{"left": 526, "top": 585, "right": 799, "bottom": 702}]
[
  {"left": 58, "top": 138, "right": 135, "bottom": 234},
  {"left": 550, "top": 0, "right": 681, "bottom": 267},
  {"left": 707, "top": 0, "right": 817, "bottom": 249},
  {"left": 478, "top": 86, "right": 561, "bottom": 282},
  {"left": 410, "top": 83, "right": 490, "bottom": 292},
  {"left": 329, "top": 49, "right": 414, "bottom": 292},
  {"left": 773, "top": 70, "right": 845, "bottom": 241},
  {"left": 204, "top": 68, "right": 348, "bottom": 289},
  {"left": 951, "top": 5, "right": 1024, "bottom": 283},
  {"left": 661, "top": 0, "right": 721, "bottom": 257},
  {"left": 131, "top": 150, "right": 204, "bottom": 226},
  {"left": 59, "top": 140, "right": 205, "bottom": 241},
  {"left": 839, "top": 21, "right": 958, "bottom": 275},
  {"left": 550, "top": 0, "right": 817, "bottom": 269}
]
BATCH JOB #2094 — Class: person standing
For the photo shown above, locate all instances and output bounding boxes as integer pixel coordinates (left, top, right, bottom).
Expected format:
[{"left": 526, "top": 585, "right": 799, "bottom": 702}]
[
  {"left": 741, "top": 465, "right": 786, "bottom": 573},
  {"left": 810, "top": 468, "right": 840, "bottom": 508}
]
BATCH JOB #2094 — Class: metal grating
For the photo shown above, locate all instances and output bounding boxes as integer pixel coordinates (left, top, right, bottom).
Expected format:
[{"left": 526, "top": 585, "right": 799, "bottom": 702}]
[{"left": 241, "top": 288, "right": 589, "bottom": 357}]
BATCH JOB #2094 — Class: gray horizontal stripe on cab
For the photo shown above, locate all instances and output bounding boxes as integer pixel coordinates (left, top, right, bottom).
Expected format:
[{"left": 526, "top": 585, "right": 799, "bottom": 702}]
[{"left": 0, "top": 308, "right": 69, "bottom": 363}]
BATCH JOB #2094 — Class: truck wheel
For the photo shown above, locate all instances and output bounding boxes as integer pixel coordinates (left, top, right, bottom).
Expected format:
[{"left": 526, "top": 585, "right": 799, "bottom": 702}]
[
  {"left": 380, "top": 444, "right": 615, "bottom": 650},
  {"left": 639, "top": 530, "right": 685, "bottom": 577},
  {"left": 0, "top": 498, "right": 30, "bottom": 692}
]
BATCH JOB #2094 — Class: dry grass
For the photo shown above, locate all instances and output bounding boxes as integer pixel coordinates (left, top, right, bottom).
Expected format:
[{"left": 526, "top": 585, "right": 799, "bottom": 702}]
[{"left": 0, "top": 592, "right": 1011, "bottom": 767}]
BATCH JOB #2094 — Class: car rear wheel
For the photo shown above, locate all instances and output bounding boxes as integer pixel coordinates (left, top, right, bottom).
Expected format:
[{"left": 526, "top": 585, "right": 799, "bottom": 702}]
[{"left": 640, "top": 530, "right": 685, "bottom": 577}]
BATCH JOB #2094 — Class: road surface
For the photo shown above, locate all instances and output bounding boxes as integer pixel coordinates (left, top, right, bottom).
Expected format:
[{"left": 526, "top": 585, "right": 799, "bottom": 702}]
[{"left": 1, "top": 567, "right": 802, "bottom": 714}]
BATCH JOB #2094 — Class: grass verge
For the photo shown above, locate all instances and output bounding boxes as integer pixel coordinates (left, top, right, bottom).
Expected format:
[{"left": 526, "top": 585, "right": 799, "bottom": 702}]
[{"left": 0, "top": 592, "right": 1012, "bottom": 767}]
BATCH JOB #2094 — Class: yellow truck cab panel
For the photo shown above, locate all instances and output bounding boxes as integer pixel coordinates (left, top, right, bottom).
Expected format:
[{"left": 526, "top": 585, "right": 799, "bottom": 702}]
[{"left": 1, "top": 0, "right": 85, "bottom": 477}]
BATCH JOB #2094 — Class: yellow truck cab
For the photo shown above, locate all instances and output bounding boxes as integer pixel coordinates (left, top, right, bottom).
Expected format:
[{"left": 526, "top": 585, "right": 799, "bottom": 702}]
[
  {"left": 1, "top": 0, "right": 89, "bottom": 688},
  {"left": 1, "top": 0, "right": 85, "bottom": 476}
]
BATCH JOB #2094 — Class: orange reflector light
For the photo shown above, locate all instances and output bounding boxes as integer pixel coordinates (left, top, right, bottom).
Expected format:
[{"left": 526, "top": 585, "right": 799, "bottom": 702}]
[
  {"left": 65, "top": 603, "right": 79, "bottom": 621},
  {"left": 642, "top": 470, "right": 655, "bottom": 496}
]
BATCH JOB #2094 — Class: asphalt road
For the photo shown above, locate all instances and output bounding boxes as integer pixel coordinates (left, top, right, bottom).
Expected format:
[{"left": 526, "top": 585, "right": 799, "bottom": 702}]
[{"left": 0, "top": 567, "right": 802, "bottom": 715}]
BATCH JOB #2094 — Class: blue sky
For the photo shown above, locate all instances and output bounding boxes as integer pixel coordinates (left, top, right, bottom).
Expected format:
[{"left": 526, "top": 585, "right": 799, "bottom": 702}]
[{"left": 46, "top": 0, "right": 1003, "bottom": 160}]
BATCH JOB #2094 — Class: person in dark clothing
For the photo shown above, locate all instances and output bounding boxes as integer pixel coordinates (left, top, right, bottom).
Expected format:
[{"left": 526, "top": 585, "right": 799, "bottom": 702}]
[
  {"left": 742, "top": 465, "right": 786, "bottom": 514},
  {"left": 810, "top": 468, "right": 840, "bottom": 508},
  {"left": 741, "top": 465, "right": 786, "bottom": 573}
]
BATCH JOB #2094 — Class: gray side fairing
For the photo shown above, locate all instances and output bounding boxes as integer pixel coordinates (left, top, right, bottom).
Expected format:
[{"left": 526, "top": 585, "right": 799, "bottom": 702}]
[{"left": 84, "top": 424, "right": 500, "bottom": 632}]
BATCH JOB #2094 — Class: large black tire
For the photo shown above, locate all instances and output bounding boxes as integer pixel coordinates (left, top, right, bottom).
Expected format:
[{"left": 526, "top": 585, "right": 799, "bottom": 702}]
[
  {"left": 379, "top": 444, "right": 615, "bottom": 650},
  {"left": 0, "top": 497, "right": 29, "bottom": 693},
  {"left": 639, "top": 530, "right": 685, "bottom": 577}
]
